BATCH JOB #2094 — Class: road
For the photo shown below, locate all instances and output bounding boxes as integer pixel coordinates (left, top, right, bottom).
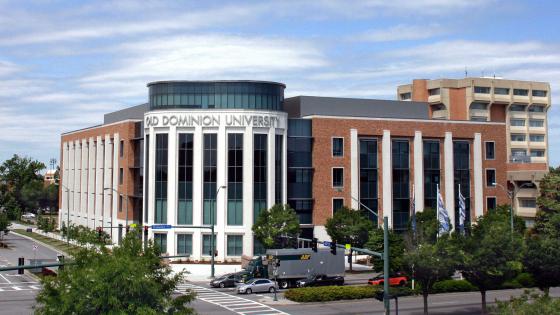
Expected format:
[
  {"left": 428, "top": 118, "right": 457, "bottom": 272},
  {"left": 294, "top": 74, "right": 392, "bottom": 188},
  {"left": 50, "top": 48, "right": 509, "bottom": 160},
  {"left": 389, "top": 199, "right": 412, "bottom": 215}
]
[{"left": 0, "top": 232, "right": 62, "bottom": 315}]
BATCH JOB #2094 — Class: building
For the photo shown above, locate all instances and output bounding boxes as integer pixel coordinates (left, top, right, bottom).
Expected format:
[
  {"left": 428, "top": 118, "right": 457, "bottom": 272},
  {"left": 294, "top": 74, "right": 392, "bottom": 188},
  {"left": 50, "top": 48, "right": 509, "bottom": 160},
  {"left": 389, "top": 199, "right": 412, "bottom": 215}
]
[
  {"left": 397, "top": 78, "right": 550, "bottom": 225},
  {"left": 59, "top": 79, "right": 530, "bottom": 261},
  {"left": 44, "top": 169, "right": 57, "bottom": 185}
]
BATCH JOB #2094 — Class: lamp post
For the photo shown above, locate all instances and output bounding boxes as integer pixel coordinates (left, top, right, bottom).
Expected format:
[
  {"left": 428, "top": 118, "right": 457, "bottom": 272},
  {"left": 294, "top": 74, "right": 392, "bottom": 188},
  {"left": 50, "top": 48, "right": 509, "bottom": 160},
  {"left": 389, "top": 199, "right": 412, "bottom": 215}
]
[
  {"left": 492, "top": 182, "right": 533, "bottom": 236},
  {"left": 211, "top": 185, "right": 227, "bottom": 278},
  {"left": 104, "top": 187, "right": 129, "bottom": 229},
  {"left": 60, "top": 184, "right": 71, "bottom": 246}
]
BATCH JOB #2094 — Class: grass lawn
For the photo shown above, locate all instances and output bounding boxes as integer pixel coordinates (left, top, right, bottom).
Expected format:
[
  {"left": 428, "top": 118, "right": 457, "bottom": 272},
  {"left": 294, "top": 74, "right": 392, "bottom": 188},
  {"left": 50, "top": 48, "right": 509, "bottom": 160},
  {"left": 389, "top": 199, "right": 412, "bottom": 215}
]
[{"left": 13, "top": 229, "right": 80, "bottom": 256}]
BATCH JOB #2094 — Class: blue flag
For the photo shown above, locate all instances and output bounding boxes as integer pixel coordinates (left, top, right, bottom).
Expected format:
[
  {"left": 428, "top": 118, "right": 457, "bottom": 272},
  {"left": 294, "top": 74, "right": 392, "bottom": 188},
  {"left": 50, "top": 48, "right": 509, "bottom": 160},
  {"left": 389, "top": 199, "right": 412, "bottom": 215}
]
[
  {"left": 410, "top": 186, "right": 417, "bottom": 235},
  {"left": 437, "top": 186, "right": 451, "bottom": 234},
  {"left": 458, "top": 187, "right": 466, "bottom": 235}
]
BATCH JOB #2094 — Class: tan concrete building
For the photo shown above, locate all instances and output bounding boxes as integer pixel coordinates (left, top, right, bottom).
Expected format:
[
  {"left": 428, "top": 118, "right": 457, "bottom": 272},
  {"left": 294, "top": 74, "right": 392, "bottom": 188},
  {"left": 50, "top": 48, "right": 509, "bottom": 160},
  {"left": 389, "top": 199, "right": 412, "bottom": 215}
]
[{"left": 397, "top": 78, "right": 551, "bottom": 225}]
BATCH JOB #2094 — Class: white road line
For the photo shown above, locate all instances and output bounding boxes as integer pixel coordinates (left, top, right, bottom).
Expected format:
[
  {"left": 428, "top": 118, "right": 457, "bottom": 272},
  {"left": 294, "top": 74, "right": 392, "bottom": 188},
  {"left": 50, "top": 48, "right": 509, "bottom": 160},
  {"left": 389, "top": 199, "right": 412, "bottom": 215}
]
[{"left": 0, "top": 273, "right": 12, "bottom": 284}]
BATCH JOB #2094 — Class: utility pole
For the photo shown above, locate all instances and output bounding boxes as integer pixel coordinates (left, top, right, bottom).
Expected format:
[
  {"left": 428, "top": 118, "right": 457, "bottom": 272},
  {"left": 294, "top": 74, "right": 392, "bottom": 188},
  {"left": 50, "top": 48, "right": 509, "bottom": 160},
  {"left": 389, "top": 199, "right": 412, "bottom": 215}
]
[{"left": 383, "top": 216, "right": 390, "bottom": 315}]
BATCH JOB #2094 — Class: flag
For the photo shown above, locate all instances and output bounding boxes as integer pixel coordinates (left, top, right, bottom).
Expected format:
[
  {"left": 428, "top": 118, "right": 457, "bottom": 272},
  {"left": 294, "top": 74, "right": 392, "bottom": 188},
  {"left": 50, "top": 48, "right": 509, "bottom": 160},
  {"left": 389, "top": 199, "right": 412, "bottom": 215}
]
[
  {"left": 437, "top": 185, "right": 451, "bottom": 234},
  {"left": 458, "top": 186, "right": 466, "bottom": 235},
  {"left": 410, "top": 185, "right": 417, "bottom": 235}
]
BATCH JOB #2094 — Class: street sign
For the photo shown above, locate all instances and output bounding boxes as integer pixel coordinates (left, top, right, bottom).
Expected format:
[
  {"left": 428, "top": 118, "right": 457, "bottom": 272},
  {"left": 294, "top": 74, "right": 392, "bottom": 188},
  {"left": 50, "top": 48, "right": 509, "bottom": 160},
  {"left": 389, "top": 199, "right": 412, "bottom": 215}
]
[
  {"left": 345, "top": 244, "right": 351, "bottom": 250},
  {"left": 130, "top": 223, "right": 137, "bottom": 228},
  {"left": 323, "top": 241, "right": 331, "bottom": 247},
  {"left": 151, "top": 224, "right": 172, "bottom": 230},
  {"left": 32, "top": 244, "right": 38, "bottom": 251}
]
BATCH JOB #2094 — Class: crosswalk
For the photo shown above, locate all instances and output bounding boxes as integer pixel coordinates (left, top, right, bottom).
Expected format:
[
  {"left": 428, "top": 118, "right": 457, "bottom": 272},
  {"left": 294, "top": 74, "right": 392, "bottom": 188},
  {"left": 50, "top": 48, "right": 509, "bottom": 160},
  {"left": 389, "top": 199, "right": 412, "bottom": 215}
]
[
  {"left": 0, "top": 284, "right": 41, "bottom": 292},
  {"left": 176, "top": 283, "right": 289, "bottom": 315}
]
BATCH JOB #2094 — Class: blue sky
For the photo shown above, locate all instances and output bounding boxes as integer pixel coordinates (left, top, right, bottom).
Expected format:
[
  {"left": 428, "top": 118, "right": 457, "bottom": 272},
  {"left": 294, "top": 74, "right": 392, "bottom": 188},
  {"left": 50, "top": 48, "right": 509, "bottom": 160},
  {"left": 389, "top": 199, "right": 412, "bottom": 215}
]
[{"left": 1, "top": 0, "right": 559, "bottom": 168}]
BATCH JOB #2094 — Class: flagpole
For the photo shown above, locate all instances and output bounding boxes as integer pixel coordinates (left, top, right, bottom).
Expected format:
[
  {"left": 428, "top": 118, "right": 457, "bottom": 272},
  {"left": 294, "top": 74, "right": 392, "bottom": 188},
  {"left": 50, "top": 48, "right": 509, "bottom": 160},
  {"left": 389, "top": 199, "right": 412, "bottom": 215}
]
[
  {"left": 458, "top": 184, "right": 461, "bottom": 235},
  {"left": 436, "top": 184, "right": 440, "bottom": 238}
]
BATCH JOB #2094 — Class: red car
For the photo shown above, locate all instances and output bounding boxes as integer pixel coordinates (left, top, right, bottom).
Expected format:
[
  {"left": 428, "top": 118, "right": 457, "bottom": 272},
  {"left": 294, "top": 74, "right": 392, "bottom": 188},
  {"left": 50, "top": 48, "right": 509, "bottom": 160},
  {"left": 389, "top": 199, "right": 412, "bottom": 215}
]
[{"left": 368, "top": 274, "right": 408, "bottom": 286}]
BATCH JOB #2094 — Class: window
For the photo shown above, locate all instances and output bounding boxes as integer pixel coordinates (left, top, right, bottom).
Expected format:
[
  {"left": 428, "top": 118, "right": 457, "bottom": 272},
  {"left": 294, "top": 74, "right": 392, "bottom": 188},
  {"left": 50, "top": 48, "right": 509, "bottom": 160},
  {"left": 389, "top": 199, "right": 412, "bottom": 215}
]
[
  {"left": 494, "top": 87, "right": 509, "bottom": 95},
  {"left": 155, "top": 134, "right": 168, "bottom": 224},
  {"left": 227, "top": 235, "right": 243, "bottom": 256},
  {"left": 513, "top": 89, "right": 528, "bottom": 96},
  {"left": 509, "top": 104, "right": 526, "bottom": 111},
  {"left": 470, "top": 117, "right": 487, "bottom": 122},
  {"left": 532, "top": 90, "right": 547, "bottom": 97},
  {"left": 423, "top": 140, "right": 440, "bottom": 209},
  {"left": 332, "top": 168, "right": 344, "bottom": 188},
  {"left": 178, "top": 134, "right": 194, "bottom": 225},
  {"left": 253, "top": 237, "right": 266, "bottom": 256},
  {"left": 154, "top": 233, "right": 167, "bottom": 253},
  {"left": 332, "top": 198, "right": 344, "bottom": 214},
  {"left": 531, "top": 150, "right": 545, "bottom": 157},
  {"left": 119, "top": 167, "right": 123, "bottom": 185},
  {"left": 227, "top": 134, "right": 243, "bottom": 226},
  {"left": 510, "top": 119, "right": 525, "bottom": 126},
  {"left": 119, "top": 195, "right": 123, "bottom": 212},
  {"left": 203, "top": 134, "right": 217, "bottom": 225},
  {"left": 511, "top": 149, "right": 527, "bottom": 156},
  {"left": 474, "top": 86, "right": 490, "bottom": 94},
  {"left": 510, "top": 134, "right": 526, "bottom": 142},
  {"left": 486, "top": 169, "right": 496, "bottom": 187},
  {"left": 400, "top": 92, "right": 411, "bottom": 100},
  {"left": 275, "top": 134, "right": 283, "bottom": 204},
  {"left": 254, "top": 134, "right": 267, "bottom": 223},
  {"left": 529, "top": 134, "right": 545, "bottom": 142},
  {"left": 485, "top": 142, "right": 495, "bottom": 160},
  {"left": 202, "top": 234, "right": 217, "bottom": 256},
  {"left": 428, "top": 88, "right": 440, "bottom": 96},
  {"left": 289, "top": 199, "right": 313, "bottom": 224},
  {"left": 520, "top": 199, "right": 536, "bottom": 208},
  {"left": 392, "top": 140, "right": 410, "bottom": 231},
  {"left": 529, "top": 105, "right": 545, "bottom": 112},
  {"left": 332, "top": 137, "right": 344, "bottom": 157},
  {"left": 119, "top": 140, "right": 124, "bottom": 158},
  {"left": 529, "top": 119, "right": 544, "bottom": 127},
  {"left": 177, "top": 234, "right": 192, "bottom": 255},
  {"left": 486, "top": 197, "right": 497, "bottom": 211},
  {"left": 454, "top": 141, "right": 470, "bottom": 228},
  {"left": 470, "top": 102, "right": 488, "bottom": 110},
  {"left": 360, "top": 139, "right": 378, "bottom": 223}
]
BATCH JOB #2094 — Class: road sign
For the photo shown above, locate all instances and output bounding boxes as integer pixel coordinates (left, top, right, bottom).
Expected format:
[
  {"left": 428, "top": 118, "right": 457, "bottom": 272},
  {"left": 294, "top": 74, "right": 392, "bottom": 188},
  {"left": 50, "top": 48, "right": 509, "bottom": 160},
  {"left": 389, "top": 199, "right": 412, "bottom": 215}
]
[
  {"left": 345, "top": 244, "right": 351, "bottom": 250},
  {"left": 130, "top": 223, "right": 137, "bottom": 228},
  {"left": 323, "top": 241, "right": 331, "bottom": 247},
  {"left": 151, "top": 224, "right": 172, "bottom": 230},
  {"left": 32, "top": 245, "right": 38, "bottom": 251}
]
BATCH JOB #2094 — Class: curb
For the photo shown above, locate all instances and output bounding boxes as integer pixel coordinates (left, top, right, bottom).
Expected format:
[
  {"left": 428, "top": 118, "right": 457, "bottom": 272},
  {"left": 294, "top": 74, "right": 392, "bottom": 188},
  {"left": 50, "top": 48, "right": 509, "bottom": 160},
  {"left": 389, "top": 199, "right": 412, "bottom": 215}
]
[{"left": 11, "top": 230, "right": 70, "bottom": 257}]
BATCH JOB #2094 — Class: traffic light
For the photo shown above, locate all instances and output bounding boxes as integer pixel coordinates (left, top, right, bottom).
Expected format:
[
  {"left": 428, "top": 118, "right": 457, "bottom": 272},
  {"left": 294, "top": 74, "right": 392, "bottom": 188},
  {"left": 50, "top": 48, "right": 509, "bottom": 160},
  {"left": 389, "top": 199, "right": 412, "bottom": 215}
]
[
  {"left": 125, "top": 225, "right": 130, "bottom": 233},
  {"left": 96, "top": 227, "right": 103, "bottom": 238},
  {"left": 311, "top": 238, "right": 318, "bottom": 252},
  {"left": 330, "top": 241, "right": 337, "bottom": 255}
]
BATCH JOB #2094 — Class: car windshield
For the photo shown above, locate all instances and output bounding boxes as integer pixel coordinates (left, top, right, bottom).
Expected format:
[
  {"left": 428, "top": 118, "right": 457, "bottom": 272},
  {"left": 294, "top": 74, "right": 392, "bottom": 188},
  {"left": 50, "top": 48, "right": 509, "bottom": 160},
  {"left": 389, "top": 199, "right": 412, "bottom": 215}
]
[{"left": 245, "top": 279, "right": 257, "bottom": 284}]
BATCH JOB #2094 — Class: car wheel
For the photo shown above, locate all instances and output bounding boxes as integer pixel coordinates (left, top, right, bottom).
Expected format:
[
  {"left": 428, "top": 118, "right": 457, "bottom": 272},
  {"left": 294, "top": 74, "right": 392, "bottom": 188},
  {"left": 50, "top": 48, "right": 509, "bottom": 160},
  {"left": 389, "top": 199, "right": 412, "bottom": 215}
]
[
  {"left": 219, "top": 283, "right": 225, "bottom": 288},
  {"left": 279, "top": 281, "right": 289, "bottom": 289},
  {"left": 246, "top": 288, "right": 252, "bottom": 294},
  {"left": 269, "top": 287, "right": 276, "bottom": 293}
]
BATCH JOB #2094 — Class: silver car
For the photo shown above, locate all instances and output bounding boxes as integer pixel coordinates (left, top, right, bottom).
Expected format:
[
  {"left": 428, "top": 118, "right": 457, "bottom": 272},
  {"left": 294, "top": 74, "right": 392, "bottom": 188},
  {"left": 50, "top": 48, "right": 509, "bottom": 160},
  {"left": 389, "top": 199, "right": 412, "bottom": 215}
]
[{"left": 237, "top": 278, "right": 278, "bottom": 294}]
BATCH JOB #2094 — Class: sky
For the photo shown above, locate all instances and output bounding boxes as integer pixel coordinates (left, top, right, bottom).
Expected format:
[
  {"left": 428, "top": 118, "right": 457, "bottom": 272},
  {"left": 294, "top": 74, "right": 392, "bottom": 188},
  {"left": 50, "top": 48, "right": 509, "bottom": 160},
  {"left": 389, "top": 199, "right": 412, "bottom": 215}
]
[{"left": 1, "top": 0, "right": 559, "bottom": 168}]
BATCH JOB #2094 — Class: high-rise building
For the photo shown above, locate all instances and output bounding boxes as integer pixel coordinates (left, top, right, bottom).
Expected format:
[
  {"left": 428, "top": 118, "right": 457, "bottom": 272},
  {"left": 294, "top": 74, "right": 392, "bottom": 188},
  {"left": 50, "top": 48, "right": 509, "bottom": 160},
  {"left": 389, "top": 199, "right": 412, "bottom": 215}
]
[{"left": 397, "top": 78, "right": 551, "bottom": 225}]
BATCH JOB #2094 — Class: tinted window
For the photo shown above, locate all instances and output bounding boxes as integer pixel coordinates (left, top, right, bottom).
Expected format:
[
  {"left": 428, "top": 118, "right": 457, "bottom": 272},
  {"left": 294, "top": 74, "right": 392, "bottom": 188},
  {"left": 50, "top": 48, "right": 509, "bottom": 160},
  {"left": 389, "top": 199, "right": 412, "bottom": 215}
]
[
  {"left": 513, "top": 89, "right": 528, "bottom": 96},
  {"left": 333, "top": 168, "right": 344, "bottom": 187},
  {"left": 486, "top": 169, "right": 496, "bottom": 187},
  {"left": 474, "top": 86, "right": 490, "bottom": 94},
  {"left": 494, "top": 88, "right": 509, "bottom": 95},
  {"left": 485, "top": 142, "right": 495, "bottom": 160},
  {"left": 332, "top": 138, "right": 344, "bottom": 157},
  {"left": 532, "top": 90, "right": 547, "bottom": 97}
]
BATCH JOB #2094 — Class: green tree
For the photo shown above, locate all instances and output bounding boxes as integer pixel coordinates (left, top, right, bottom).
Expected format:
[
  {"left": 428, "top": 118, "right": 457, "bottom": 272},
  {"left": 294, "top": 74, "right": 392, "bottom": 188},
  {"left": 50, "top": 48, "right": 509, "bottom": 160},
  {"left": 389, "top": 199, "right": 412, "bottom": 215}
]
[
  {"left": 459, "top": 208, "right": 524, "bottom": 314},
  {"left": 326, "top": 207, "right": 374, "bottom": 271},
  {"left": 492, "top": 290, "right": 560, "bottom": 315},
  {"left": 35, "top": 229, "right": 196, "bottom": 314},
  {"left": 0, "top": 212, "right": 10, "bottom": 241},
  {"left": 252, "top": 204, "right": 300, "bottom": 249},
  {"left": 365, "top": 228, "right": 404, "bottom": 273}
]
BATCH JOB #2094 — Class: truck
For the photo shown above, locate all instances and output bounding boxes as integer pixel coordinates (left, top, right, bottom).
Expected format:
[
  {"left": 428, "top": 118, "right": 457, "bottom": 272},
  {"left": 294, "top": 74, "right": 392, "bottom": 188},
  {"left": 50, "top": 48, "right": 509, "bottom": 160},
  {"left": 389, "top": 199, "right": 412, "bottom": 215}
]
[{"left": 244, "top": 248, "right": 345, "bottom": 289}]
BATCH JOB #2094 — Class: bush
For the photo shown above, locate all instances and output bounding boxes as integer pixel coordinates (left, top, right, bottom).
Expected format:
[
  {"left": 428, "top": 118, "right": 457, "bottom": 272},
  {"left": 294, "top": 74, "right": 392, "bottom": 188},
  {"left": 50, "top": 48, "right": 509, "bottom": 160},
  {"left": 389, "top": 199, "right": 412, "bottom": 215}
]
[
  {"left": 491, "top": 290, "right": 560, "bottom": 314},
  {"left": 431, "top": 280, "right": 477, "bottom": 293},
  {"left": 285, "top": 285, "right": 380, "bottom": 302},
  {"left": 501, "top": 273, "right": 535, "bottom": 289}
]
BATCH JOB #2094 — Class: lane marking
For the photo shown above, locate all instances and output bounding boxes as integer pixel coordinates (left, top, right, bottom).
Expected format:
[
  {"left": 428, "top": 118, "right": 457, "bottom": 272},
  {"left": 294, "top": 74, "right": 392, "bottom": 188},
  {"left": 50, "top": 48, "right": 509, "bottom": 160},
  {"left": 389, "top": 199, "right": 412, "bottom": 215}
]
[{"left": 0, "top": 273, "right": 12, "bottom": 284}]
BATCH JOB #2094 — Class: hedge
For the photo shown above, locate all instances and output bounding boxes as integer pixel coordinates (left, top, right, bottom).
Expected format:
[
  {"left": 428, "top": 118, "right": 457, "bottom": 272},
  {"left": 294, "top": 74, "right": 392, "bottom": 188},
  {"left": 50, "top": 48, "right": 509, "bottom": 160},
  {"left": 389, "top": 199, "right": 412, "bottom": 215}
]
[
  {"left": 285, "top": 285, "right": 380, "bottom": 302},
  {"left": 502, "top": 273, "right": 536, "bottom": 289},
  {"left": 431, "top": 280, "right": 477, "bottom": 293}
]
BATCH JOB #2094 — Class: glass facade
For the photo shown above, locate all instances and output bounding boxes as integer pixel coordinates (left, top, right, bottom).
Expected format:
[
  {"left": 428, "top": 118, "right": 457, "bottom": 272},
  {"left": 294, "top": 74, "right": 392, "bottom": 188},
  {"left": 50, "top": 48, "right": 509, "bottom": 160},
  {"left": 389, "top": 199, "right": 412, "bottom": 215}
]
[
  {"left": 454, "top": 141, "right": 471, "bottom": 229},
  {"left": 253, "top": 237, "right": 266, "bottom": 256},
  {"left": 178, "top": 134, "right": 193, "bottom": 225},
  {"left": 254, "top": 134, "right": 268, "bottom": 223},
  {"left": 203, "top": 134, "right": 217, "bottom": 225},
  {"left": 154, "top": 233, "right": 167, "bottom": 253},
  {"left": 423, "top": 140, "right": 440, "bottom": 210},
  {"left": 176, "top": 234, "right": 192, "bottom": 255},
  {"left": 144, "top": 135, "right": 149, "bottom": 223},
  {"left": 155, "top": 134, "right": 168, "bottom": 224},
  {"left": 227, "top": 134, "right": 243, "bottom": 226},
  {"left": 148, "top": 81, "right": 285, "bottom": 111},
  {"left": 359, "top": 139, "right": 378, "bottom": 224},
  {"left": 275, "top": 134, "right": 283, "bottom": 204},
  {"left": 287, "top": 119, "right": 313, "bottom": 224},
  {"left": 227, "top": 235, "right": 243, "bottom": 256},
  {"left": 392, "top": 140, "right": 410, "bottom": 231}
]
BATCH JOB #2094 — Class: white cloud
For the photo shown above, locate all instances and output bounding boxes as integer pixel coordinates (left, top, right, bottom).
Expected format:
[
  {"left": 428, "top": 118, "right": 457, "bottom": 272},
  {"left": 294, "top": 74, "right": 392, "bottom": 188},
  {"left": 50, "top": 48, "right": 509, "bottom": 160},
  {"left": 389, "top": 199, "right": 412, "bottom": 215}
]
[{"left": 352, "top": 24, "right": 446, "bottom": 42}]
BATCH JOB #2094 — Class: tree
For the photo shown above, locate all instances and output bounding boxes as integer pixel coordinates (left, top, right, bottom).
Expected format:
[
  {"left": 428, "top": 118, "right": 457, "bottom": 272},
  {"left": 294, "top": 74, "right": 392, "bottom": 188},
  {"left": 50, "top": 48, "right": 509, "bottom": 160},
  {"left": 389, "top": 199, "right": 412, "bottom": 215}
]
[
  {"left": 35, "top": 229, "right": 196, "bottom": 314},
  {"left": 252, "top": 204, "right": 300, "bottom": 249},
  {"left": 326, "top": 207, "right": 374, "bottom": 271},
  {"left": 0, "top": 212, "right": 10, "bottom": 241},
  {"left": 0, "top": 155, "right": 45, "bottom": 218},
  {"left": 459, "top": 208, "right": 524, "bottom": 314},
  {"left": 365, "top": 228, "right": 404, "bottom": 273}
]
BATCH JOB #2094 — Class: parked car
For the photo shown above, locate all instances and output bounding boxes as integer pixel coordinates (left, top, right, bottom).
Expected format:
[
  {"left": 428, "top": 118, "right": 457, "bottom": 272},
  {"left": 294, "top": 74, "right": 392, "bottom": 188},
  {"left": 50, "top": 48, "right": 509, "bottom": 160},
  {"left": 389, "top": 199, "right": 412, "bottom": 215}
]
[
  {"left": 210, "top": 273, "right": 242, "bottom": 288},
  {"left": 21, "top": 213, "right": 36, "bottom": 220},
  {"left": 368, "top": 273, "right": 408, "bottom": 286},
  {"left": 237, "top": 278, "right": 278, "bottom": 294},
  {"left": 296, "top": 274, "right": 345, "bottom": 287}
]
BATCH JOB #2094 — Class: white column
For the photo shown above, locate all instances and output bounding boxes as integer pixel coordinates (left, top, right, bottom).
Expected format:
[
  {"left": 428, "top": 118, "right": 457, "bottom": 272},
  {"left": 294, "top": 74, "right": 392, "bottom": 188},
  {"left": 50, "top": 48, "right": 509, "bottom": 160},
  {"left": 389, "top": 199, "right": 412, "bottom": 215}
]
[
  {"left": 444, "top": 132, "right": 455, "bottom": 230},
  {"left": 87, "top": 137, "right": 96, "bottom": 229},
  {"left": 167, "top": 127, "right": 177, "bottom": 255},
  {"left": 61, "top": 143, "right": 69, "bottom": 229},
  {"left": 473, "top": 133, "right": 483, "bottom": 219},
  {"left": 216, "top": 127, "right": 226, "bottom": 261},
  {"left": 147, "top": 129, "right": 157, "bottom": 237},
  {"left": 243, "top": 127, "right": 254, "bottom": 257},
  {"left": 191, "top": 126, "right": 203, "bottom": 260},
  {"left": 382, "top": 130, "right": 392, "bottom": 228},
  {"left": 68, "top": 142, "right": 75, "bottom": 224},
  {"left": 112, "top": 133, "right": 120, "bottom": 232},
  {"left": 413, "top": 131, "right": 424, "bottom": 212},
  {"left": 267, "top": 128, "right": 275, "bottom": 209},
  {"left": 81, "top": 139, "right": 88, "bottom": 226},
  {"left": 282, "top": 131, "right": 288, "bottom": 205},
  {"left": 74, "top": 140, "right": 81, "bottom": 223},
  {"left": 95, "top": 136, "right": 104, "bottom": 227},
  {"left": 103, "top": 135, "right": 113, "bottom": 233},
  {"left": 350, "top": 129, "right": 359, "bottom": 209}
]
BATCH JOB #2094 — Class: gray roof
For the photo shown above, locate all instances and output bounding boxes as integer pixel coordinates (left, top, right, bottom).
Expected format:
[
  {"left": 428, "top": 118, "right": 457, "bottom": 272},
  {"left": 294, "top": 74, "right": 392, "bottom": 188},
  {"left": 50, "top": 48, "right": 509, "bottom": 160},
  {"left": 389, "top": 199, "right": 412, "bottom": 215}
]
[
  {"left": 284, "top": 96, "right": 429, "bottom": 119},
  {"left": 103, "top": 103, "right": 148, "bottom": 124}
]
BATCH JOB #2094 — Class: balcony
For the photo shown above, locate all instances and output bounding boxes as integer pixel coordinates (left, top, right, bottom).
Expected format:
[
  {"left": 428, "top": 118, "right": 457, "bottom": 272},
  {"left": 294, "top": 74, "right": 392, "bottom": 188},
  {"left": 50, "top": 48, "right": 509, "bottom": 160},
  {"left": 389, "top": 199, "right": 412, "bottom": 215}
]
[
  {"left": 532, "top": 96, "right": 548, "bottom": 104},
  {"left": 470, "top": 109, "right": 489, "bottom": 119},
  {"left": 494, "top": 94, "right": 511, "bottom": 103},
  {"left": 510, "top": 140, "right": 528, "bottom": 148},
  {"left": 512, "top": 95, "right": 530, "bottom": 103},
  {"left": 428, "top": 95, "right": 441, "bottom": 103},
  {"left": 509, "top": 125, "right": 526, "bottom": 133},
  {"left": 510, "top": 155, "right": 531, "bottom": 163},
  {"left": 509, "top": 111, "right": 528, "bottom": 119},
  {"left": 473, "top": 93, "right": 491, "bottom": 102},
  {"left": 432, "top": 109, "right": 448, "bottom": 119}
]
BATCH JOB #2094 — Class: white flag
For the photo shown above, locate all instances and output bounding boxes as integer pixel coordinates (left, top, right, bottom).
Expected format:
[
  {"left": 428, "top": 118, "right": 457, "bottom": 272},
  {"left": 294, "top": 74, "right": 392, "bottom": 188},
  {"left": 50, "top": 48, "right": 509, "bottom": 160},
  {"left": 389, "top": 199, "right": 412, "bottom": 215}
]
[{"left": 437, "top": 186, "right": 451, "bottom": 234}]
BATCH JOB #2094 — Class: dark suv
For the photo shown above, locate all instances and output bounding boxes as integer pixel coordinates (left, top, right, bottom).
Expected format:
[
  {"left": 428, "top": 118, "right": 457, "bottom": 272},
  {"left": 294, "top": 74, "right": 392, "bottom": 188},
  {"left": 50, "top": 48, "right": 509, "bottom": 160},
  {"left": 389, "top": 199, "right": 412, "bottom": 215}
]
[
  {"left": 210, "top": 274, "right": 242, "bottom": 288},
  {"left": 295, "top": 274, "right": 344, "bottom": 287}
]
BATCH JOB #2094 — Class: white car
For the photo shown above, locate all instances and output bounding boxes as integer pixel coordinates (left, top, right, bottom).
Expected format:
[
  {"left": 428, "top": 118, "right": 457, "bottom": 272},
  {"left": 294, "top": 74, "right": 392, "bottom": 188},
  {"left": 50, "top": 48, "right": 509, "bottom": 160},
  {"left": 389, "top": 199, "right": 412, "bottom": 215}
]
[
  {"left": 21, "top": 213, "right": 36, "bottom": 219},
  {"left": 237, "top": 278, "right": 278, "bottom": 294}
]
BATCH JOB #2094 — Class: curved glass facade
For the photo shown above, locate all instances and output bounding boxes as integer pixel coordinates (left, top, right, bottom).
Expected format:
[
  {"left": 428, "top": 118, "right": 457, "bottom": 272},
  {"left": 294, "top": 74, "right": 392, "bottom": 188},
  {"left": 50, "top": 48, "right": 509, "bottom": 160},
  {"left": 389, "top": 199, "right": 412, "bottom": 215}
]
[{"left": 148, "top": 81, "right": 285, "bottom": 111}]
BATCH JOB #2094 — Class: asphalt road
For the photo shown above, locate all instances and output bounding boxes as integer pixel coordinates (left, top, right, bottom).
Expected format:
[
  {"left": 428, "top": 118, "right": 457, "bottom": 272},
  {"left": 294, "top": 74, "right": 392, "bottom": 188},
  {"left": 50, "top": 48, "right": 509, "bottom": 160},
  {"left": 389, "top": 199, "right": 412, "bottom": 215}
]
[{"left": 0, "top": 232, "right": 62, "bottom": 315}]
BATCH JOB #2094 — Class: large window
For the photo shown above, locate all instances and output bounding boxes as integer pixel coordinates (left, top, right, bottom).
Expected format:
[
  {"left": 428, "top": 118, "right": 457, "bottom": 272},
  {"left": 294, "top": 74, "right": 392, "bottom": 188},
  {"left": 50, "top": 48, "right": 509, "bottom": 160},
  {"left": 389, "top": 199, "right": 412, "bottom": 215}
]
[
  {"left": 423, "top": 140, "right": 440, "bottom": 209},
  {"left": 529, "top": 105, "right": 545, "bottom": 112},
  {"left": 360, "top": 139, "right": 378, "bottom": 223},
  {"left": 254, "top": 134, "right": 267, "bottom": 223},
  {"left": 510, "top": 119, "right": 525, "bottom": 126},
  {"left": 275, "top": 134, "right": 283, "bottom": 204},
  {"left": 332, "top": 168, "right": 344, "bottom": 188},
  {"left": 511, "top": 134, "right": 526, "bottom": 142},
  {"left": 513, "top": 89, "right": 528, "bottom": 96},
  {"left": 176, "top": 234, "right": 192, "bottom": 255},
  {"left": 428, "top": 88, "right": 440, "bottom": 96},
  {"left": 532, "top": 90, "right": 547, "bottom": 97},
  {"left": 486, "top": 197, "right": 497, "bottom": 211},
  {"left": 474, "top": 86, "right": 490, "bottom": 94},
  {"left": 287, "top": 119, "right": 313, "bottom": 225},
  {"left": 509, "top": 105, "right": 526, "bottom": 112},
  {"left": 287, "top": 137, "right": 312, "bottom": 167},
  {"left": 529, "top": 119, "right": 544, "bottom": 127},
  {"left": 288, "top": 199, "right": 313, "bottom": 224},
  {"left": 392, "top": 140, "right": 410, "bottom": 231},
  {"left": 203, "top": 134, "right": 217, "bottom": 225},
  {"left": 529, "top": 134, "right": 545, "bottom": 142},
  {"left": 227, "top": 235, "right": 243, "bottom": 256},
  {"left": 454, "top": 141, "right": 471, "bottom": 229},
  {"left": 332, "top": 138, "right": 344, "bottom": 157},
  {"left": 155, "top": 134, "right": 168, "bottom": 224},
  {"left": 520, "top": 199, "right": 536, "bottom": 208},
  {"left": 178, "top": 134, "right": 193, "bottom": 225},
  {"left": 202, "top": 234, "right": 217, "bottom": 256},
  {"left": 254, "top": 237, "right": 266, "bottom": 256},
  {"left": 486, "top": 169, "right": 496, "bottom": 187},
  {"left": 485, "top": 142, "right": 495, "bottom": 160},
  {"left": 400, "top": 92, "right": 411, "bottom": 100},
  {"left": 227, "top": 134, "right": 243, "bottom": 226},
  {"left": 494, "top": 87, "right": 509, "bottom": 95},
  {"left": 154, "top": 233, "right": 167, "bottom": 253},
  {"left": 531, "top": 149, "right": 545, "bottom": 157},
  {"left": 332, "top": 198, "right": 344, "bottom": 214}
]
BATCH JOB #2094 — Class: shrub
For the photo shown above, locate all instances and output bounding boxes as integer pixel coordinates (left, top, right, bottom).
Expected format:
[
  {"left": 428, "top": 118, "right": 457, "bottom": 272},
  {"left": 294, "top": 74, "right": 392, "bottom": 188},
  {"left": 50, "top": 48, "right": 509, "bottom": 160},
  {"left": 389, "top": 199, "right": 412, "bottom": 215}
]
[
  {"left": 491, "top": 290, "right": 560, "bottom": 314},
  {"left": 501, "top": 273, "right": 535, "bottom": 289},
  {"left": 285, "top": 285, "right": 380, "bottom": 302},
  {"left": 431, "top": 280, "right": 477, "bottom": 293}
]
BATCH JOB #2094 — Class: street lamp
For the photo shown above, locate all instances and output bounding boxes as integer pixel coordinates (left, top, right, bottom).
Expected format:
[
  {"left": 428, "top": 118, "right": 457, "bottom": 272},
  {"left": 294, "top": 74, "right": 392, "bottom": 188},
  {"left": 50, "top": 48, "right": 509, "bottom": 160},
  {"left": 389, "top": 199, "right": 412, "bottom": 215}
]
[
  {"left": 104, "top": 187, "right": 129, "bottom": 228},
  {"left": 60, "top": 184, "right": 71, "bottom": 246},
  {"left": 350, "top": 195, "right": 379, "bottom": 220},
  {"left": 211, "top": 185, "right": 227, "bottom": 278},
  {"left": 492, "top": 182, "right": 534, "bottom": 236}
]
